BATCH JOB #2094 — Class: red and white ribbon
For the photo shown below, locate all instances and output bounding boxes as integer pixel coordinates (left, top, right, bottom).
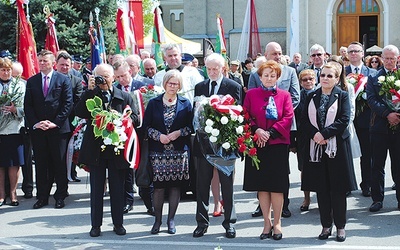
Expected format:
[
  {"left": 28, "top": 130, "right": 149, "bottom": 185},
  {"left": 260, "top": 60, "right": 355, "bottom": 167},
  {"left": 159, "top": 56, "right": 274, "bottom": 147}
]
[
  {"left": 122, "top": 105, "right": 140, "bottom": 169},
  {"left": 209, "top": 94, "right": 242, "bottom": 115}
]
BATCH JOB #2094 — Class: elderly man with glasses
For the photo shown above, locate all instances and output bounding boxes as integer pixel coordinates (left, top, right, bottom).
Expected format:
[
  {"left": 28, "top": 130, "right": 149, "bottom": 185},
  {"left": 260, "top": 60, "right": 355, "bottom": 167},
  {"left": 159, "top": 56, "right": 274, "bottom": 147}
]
[{"left": 308, "top": 44, "right": 326, "bottom": 84}]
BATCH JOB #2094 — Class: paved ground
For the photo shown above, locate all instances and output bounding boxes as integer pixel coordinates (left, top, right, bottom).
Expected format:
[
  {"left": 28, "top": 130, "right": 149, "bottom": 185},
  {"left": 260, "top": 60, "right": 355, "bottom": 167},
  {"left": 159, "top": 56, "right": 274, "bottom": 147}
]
[{"left": 1, "top": 153, "right": 400, "bottom": 250}]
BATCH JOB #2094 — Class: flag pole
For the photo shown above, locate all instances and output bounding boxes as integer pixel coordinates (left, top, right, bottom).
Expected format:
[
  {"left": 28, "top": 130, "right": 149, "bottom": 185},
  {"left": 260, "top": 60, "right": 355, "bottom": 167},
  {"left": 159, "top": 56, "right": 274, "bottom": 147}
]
[{"left": 95, "top": 7, "right": 107, "bottom": 63}]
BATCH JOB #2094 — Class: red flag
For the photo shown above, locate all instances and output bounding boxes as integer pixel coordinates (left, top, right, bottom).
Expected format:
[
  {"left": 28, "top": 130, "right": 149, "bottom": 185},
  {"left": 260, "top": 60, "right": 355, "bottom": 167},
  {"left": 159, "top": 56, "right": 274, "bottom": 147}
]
[
  {"left": 249, "top": 0, "right": 261, "bottom": 59},
  {"left": 44, "top": 13, "right": 59, "bottom": 56},
  {"left": 129, "top": 0, "right": 144, "bottom": 50},
  {"left": 116, "top": 8, "right": 127, "bottom": 51},
  {"left": 16, "top": 0, "right": 39, "bottom": 79}
]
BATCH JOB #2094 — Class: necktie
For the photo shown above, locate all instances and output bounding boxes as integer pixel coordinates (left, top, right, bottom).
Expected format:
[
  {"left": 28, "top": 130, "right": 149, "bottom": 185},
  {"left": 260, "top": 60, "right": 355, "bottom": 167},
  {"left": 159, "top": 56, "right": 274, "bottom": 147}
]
[
  {"left": 210, "top": 81, "right": 217, "bottom": 96},
  {"left": 316, "top": 68, "right": 321, "bottom": 81},
  {"left": 355, "top": 67, "right": 359, "bottom": 74},
  {"left": 43, "top": 75, "right": 49, "bottom": 97},
  {"left": 102, "top": 91, "right": 110, "bottom": 103},
  {"left": 124, "top": 85, "right": 130, "bottom": 92}
]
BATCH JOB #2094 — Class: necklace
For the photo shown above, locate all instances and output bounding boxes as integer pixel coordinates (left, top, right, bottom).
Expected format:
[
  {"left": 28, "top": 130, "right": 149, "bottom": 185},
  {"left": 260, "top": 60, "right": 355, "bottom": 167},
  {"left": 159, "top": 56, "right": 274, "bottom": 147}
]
[{"left": 163, "top": 95, "right": 176, "bottom": 103}]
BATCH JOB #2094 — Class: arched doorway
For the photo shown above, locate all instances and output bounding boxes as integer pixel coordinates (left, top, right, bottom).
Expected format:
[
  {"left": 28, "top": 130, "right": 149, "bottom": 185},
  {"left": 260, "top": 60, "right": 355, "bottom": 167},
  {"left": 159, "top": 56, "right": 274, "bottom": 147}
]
[{"left": 337, "top": 0, "right": 379, "bottom": 52}]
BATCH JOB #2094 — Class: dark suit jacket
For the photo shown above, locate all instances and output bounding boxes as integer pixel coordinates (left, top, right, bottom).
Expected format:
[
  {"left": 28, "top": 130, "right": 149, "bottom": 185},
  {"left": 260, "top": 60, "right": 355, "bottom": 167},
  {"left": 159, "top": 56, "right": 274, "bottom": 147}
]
[
  {"left": 345, "top": 65, "right": 377, "bottom": 129},
  {"left": 115, "top": 79, "right": 146, "bottom": 92},
  {"left": 289, "top": 62, "right": 308, "bottom": 76},
  {"left": 301, "top": 86, "right": 357, "bottom": 193},
  {"left": 366, "top": 68, "right": 395, "bottom": 134},
  {"left": 24, "top": 71, "right": 73, "bottom": 134},
  {"left": 143, "top": 94, "right": 193, "bottom": 152},
  {"left": 75, "top": 87, "right": 139, "bottom": 167},
  {"left": 68, "top": 73, "right": 83, "bottom": 125}
]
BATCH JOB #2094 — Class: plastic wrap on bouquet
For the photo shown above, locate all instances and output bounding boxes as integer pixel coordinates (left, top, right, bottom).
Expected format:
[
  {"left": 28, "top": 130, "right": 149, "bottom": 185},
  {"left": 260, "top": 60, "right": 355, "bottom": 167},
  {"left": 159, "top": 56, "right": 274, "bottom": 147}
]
[{"left": 196, "top": 132, "right": 239, "bottom": 176}]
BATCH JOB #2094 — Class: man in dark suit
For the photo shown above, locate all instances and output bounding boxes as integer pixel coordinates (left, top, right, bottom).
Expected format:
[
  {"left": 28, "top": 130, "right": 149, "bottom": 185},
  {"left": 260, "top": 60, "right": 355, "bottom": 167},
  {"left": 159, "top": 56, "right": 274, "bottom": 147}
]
[
  {"left": 366, "top": 44, "right": 400, "bottom": 213},
  {"left": 345, "top": 41, "right": 377, "bottom": 197},
  {"left": 192, "top": 53, "right": 241, "bottom": 239},
  {"left": 75, "top": 63, "right": 139, "bottom": 237},
  {"left": 24, "top": 49, "right": 73, "bottom": 209},
  {"left": 114, "top": 60, "right": 149, "bottom": 214},
  {"left": 288, "top": 53, "right": 308, "bottom": 78},
  {"left": 56, "top": 52, "right": 83, "bottom": 182}
]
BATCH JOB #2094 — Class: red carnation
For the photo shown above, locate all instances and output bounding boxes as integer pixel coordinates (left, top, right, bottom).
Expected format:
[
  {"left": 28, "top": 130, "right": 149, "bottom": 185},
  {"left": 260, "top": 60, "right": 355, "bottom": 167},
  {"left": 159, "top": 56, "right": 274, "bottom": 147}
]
[
  {"left": 244, "top": 112, "right": 250, "bottom": 120},
  {"left": 239, "top": 144, "right": 247, "bottom": 153},
  {"left": 244, "top": 123, "right": 250, "bottom": 131},
  {"left": 244, "top": 132, "right": 251, "bottom": 139},
  {"left": 148, "top": 84, "right": 154, "bottom": 90},
  {"left": 140, "top": 86, "right": 147, "bottom": 93},
  {"left": 249, "top": 148, "right": 257, "bottom": 156},
  {"left": 106, "top": 122, "right": 115, "bottom": 132},
  {"left": 237, "top": 137, "right": 245, "bottom": 145}
]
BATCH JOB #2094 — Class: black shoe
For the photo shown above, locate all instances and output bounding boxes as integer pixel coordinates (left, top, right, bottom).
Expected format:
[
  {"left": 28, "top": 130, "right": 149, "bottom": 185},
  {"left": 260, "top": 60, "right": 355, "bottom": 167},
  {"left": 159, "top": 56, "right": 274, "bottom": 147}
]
[
  {"left": 259, "top": 227, "right": 273, "bottom": 240},
  {"left": 55, "top": 199, "right": 65, "bottom": 209},
  {"left": 362, "top": 189, "right": 371, "bottom": 197},
  {"left": 251, "top": 205, "right": 263, "bottom": 217},
  {"left": 72, "top": 177, "right": 81, "bottom": 183},
  {"left": 281, "top": 207, "right": 291, "bottom": 218},
  {"left": 300, "top": 204, "right": 309, "bottom": 211},
  {"left": 33, "top": 199, "right": 48, "bottom": 209},
  {"left": 273, "top": 233, "right": 282, "bottom": 240},
  {"left": 168, "top": 226, "right": 176, "bottom": 234},
  {"left": 318, "top": 226, "right": 332, "bottom": 240},
  {"left": 369, "top": 201, "right": 383, "bottom": 212},
  {"left": 113, "top": 225, "right": 126, "bottom": 235},
  {"left": 90, "top": 226, "right": 101, "bottom": 237},
  {"left": 193, "top": 226, "right": 208, "bottom": 237},
  {"left": 392, "top": 184, "right": 396, "bottom": 190},
  {"left": 336, "top": 229, "right": 346, "bottom": 242},
  {"left": 24, "top": 192, "right": 33, "bottom": 199},
  {"left": 225, "top": 227, "right": 236, "bottom": 238},
  {"left": 10, "top": 200, "right": 19, "bottom": 206},
  {"left": 123, "top": 204, "right": 133, "bottom": 214},
  {"left": 151, "top": 224, "right": 160, "bottom": 234},
  {"left": 147, "top": 208, "right": 155, "bottom": 216}
]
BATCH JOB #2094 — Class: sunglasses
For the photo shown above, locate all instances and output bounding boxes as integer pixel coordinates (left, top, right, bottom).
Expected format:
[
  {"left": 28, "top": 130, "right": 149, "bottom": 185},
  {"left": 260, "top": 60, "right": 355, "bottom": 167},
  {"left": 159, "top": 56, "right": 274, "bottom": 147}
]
[
  {"left": 371, "top": 61, "right": 378, "bottom": 63},
  {"left": 320, "top": 73, "right": 335, "bottom": 79},
  {"left": 311, "top": 53, "right": 323, "bottom": 57},
  {"left": 301, "top": 77, "right": 315, "bottom": 82}
]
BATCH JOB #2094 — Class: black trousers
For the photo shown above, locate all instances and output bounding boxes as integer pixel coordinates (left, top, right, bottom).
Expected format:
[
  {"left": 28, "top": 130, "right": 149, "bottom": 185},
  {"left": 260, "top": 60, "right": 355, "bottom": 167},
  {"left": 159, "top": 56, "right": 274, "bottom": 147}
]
[
  {"left": 124, "top": 168, "right": 134, "bottom": 206},
  {"left": 30, "top": 131, "right": 68, "bottom": 201},
  {"left": 370, "top": 132, "right": 400, "bottom": 203},
  {"left": 355, "top": 126, "right": 372, "bottom": 191},
  {"left": 195, "top": 156, "right": 237, "bottom": 229},
  {"left": 316, "top": 191, "right": 347, "bottom": 229},
  {"left": 22, "top": 128, "right": 33, "bottom": 195},
  {"left": 90, "top": 159, "right": 126, "bottom": 227}
]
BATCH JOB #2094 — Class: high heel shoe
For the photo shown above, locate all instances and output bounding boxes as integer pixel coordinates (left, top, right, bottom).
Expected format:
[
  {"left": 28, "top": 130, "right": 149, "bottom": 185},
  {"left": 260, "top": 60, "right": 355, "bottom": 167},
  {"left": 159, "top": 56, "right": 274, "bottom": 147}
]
[
  {"left": 272, "top": 231, "right": 283, "bottom": 241},
  {"left": 167, "top": 220, "right": 176, "bottom": 234},
  {"left": 318, "top": 226, "right": 332, "bottom": 240},
  {"left": 151, "top": 223, "right": 161, "bottom": 234},
  {"left": 336, "top": 228, "right": 346, "bottom": 242},
  {"left": 10, "top": 200, "right": 19, "bottom": 206},
  {"left": 259, "top": 227, "right": 273, "bottom": 240}
]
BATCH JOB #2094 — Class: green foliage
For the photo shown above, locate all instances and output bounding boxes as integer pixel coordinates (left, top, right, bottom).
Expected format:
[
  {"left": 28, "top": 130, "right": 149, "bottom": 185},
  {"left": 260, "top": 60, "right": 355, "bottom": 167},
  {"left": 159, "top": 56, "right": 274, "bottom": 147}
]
[{"left": 0, "top": 0, "right": 154, "bottom": 57}]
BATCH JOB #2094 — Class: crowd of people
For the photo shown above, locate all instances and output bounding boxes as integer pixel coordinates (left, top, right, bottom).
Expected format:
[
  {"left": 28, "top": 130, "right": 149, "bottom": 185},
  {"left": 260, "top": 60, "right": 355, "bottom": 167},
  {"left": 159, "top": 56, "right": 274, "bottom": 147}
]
[{"left": 0, "top": 40, "right": 399, "bottom": 243}]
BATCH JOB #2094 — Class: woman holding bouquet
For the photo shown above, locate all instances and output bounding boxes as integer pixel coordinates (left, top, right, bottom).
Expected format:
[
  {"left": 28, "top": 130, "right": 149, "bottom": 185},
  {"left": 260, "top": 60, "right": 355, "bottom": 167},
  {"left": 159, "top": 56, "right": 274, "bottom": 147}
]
[
  {"left": 143, "top": 69, "right": 193, "bottom": 235},
  {"left": 301, "top": 62, "right": 357, "bottom": 242},
  {"left": 243, "top": 60, "right": 294, "bottom": 240},
  {"left": 0, "top": 57, "right": 26, "bottom": 207}
]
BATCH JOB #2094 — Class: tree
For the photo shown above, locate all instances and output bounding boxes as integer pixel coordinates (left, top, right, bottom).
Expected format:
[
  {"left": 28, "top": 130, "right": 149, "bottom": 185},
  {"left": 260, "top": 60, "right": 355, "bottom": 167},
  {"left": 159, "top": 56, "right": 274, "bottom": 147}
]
[{"left": 0, "top": 0, "right": 154, "bottom": 58}]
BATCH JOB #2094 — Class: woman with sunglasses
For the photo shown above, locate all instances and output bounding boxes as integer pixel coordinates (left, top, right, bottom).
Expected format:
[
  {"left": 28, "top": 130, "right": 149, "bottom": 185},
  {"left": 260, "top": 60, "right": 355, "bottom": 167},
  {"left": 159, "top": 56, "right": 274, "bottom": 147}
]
[
  {"left": 367, "top": 55, "right": 383, "bottom": 70},
  {"left": 300, "top": 62, "right": 357, "bottom": 242}
]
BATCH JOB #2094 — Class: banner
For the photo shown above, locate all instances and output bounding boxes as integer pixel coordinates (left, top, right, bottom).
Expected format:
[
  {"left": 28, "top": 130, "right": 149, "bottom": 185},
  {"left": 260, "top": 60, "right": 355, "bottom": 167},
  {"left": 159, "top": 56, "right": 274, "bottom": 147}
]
[{"left": 16, "top": 0, "right": 39, "bottom": 79}]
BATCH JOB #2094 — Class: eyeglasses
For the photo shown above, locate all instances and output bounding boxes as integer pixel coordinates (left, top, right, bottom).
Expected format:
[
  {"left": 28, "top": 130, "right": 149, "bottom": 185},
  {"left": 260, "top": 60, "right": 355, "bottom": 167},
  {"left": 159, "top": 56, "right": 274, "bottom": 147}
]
[
  {"left": 301, "top": 77, "right": 315, "bottom": 82},
  {"left": 382, "top": 57, "right": 396, "bottom": 61},
  {"left": 311, "top": 53, "right": 323, "bottom": 57},
  {"left": 167, "top": 82, "right": 180, "bottom": 87},
  {"left": 320, "top": 73, "right": 335, "bottom": 79},
  {"left": 348, "top": 50, "right": 362, "bottom": 54}
]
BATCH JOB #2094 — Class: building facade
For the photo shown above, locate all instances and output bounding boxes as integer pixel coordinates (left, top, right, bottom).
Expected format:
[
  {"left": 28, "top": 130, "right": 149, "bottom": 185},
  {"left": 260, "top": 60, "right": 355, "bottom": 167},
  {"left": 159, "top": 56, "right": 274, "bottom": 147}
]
[{"left": 159, "top": 0, "right": 400, "bottom": 61}]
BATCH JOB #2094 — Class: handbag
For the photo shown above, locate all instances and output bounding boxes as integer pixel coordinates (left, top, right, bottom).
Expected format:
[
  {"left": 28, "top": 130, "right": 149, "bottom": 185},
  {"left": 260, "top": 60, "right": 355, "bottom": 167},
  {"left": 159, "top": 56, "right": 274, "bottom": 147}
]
[{"left": 135, "top": 132, "right": 152, "bottom": 188}]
